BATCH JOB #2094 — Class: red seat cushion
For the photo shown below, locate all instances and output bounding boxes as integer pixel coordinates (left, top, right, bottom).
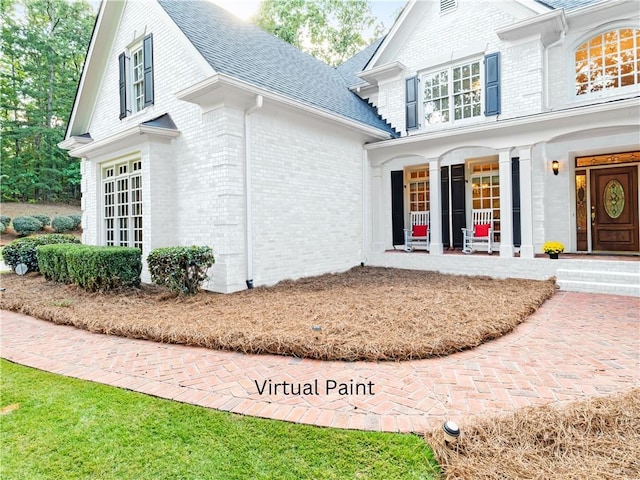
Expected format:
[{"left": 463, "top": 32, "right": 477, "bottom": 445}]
[
  {"left": 474, "top": 223, "right": 491, "bottom": 237},
  {"left": 412, "top": 224, "right": 428, "bottom": 237}
]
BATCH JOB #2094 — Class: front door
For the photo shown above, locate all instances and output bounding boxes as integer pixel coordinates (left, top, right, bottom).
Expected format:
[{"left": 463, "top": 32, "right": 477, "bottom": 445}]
[{"left": 590, "top": 166, "right": 639, "bottom": 252}]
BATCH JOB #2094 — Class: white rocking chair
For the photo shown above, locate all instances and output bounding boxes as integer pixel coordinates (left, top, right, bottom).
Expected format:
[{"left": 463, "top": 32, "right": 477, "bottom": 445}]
[
  {"left": 404, "top": 211, "right": 430, "bottom": 252},
  {"left": 462, "top": 209, "right": 494, "bottom": 254}
]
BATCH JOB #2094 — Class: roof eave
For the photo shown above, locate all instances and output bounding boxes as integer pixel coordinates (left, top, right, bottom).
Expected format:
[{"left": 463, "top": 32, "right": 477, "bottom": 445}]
[
  {"left": 61, "top": 123, "right": 180, "bottom": 158},
  {"left": 176, "top": 73, "right": 395, "bottom": 140},
  {"left": 497, "top": 9, "right": 567, "bottom": 46}
]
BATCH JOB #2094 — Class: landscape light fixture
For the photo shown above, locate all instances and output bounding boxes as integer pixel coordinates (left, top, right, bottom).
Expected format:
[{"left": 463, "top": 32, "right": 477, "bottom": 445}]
[
  {"left": 551, "top": 160, "right": 559, "bottom": 176},
  {"left": 443, "top": 421, "right": 461, "bottom": 443}
]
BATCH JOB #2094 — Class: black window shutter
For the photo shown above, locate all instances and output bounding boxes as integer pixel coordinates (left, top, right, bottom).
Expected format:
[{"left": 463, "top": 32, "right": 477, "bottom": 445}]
[
  {"left": 391, "top": 171, "right": 405, "bottom": 246},
  {"left": 405, "top": 76, "right": 418, "bottom": 130},
  {"left": 143, "top": 34, "right": 154, "bottom": 107},
  {"left": 118, "top": 52, "right": 127, "bottom": 119},
  {"left": 484, "top": 52, "right": 500, "bottom": 116},
  {"left": 450, "top": 164, "right": 466, "bottom": 248},
  {"left": 441, "top": 166, "right": 450, "bottom": 247},
  {"left": 511, "top": 157, "right": 521, "bottom": 247}
]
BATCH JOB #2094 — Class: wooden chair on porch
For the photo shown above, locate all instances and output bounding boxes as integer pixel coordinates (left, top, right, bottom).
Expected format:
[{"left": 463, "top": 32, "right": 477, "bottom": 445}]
[
  {"left": 462, "top": 209, "right": 494, "bottom": 254},
  {"left": 404, "top": 211, "right": 430, "bottom": 252}
]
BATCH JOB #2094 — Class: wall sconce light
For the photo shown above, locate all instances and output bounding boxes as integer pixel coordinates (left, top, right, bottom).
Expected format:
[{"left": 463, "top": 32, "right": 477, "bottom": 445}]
[{"left": 551, "top": 160, "right": 559, "bottom": 176}]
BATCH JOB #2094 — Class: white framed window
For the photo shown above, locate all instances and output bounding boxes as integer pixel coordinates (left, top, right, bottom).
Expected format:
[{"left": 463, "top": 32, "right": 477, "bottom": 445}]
[
  {"left": 131, "top": 45, "right": 145, "bottom": 114},
  {"left": 423, "top": 60, "right": 482, "bottom": 125},
  {"left": 470, "top": 161, "right": 500, "bottom": 242},
  {"left": 575, "top": 28, "right": 639, "bottom": 96},
  {"left": 102, "top": 158, "right": 142, "bottom": 249},
  {"left": 406, "top": 168, "right": 430, "bottom": 212},
  {"left": 119, "top": 34, "right": 154, "bottom": 119}
]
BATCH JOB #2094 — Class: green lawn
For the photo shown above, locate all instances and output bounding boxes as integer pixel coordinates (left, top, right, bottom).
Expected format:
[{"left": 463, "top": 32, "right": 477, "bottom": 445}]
[{"left": 0, "top": 360, "right": 440, "bottom": 479}]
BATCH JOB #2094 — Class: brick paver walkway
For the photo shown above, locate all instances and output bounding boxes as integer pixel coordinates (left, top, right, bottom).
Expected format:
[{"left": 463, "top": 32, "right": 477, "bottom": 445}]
[{"left": 1, "top": 292, "right": 638, "bottom": 433}]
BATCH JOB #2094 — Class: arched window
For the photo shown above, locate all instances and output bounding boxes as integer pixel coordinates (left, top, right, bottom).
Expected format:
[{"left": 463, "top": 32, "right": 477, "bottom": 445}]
[{"left": 575, "top": 28, "right": 639, "bottom": 95}]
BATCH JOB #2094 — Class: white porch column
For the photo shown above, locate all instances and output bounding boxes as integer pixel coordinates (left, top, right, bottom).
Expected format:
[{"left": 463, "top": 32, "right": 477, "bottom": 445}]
[
  {"left": 429, "top": 157, "right": 444, "bottom": 255},
  {"left": 518, "top": 146, "right": 535, "bottom": 258},
  {"left": 371, "top": 166, "right": 385, "bottom": 253},
  {"left": 498, "top": 149, "right": 514, "bottom": 257}
]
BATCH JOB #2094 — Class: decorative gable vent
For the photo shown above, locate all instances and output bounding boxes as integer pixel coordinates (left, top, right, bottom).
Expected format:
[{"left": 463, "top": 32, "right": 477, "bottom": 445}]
[{"left": 440, "top": 0, "right": 457, "bottom": 14}]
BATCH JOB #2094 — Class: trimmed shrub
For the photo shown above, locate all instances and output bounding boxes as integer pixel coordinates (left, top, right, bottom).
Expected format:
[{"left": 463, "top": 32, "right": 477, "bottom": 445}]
[
  {"left": 36, "top": 244, "right": 80, "bottom": 283},
  {"left": 0, "top": 222, "right": 5, "bottom": 234},
  {"left": 12, "top": 216, "right": 43, "bottom": 236},
  {"left": 52, "top": 215, "right": 75, "bottom": 233},
  {"left": 0, "top": 216, "right": 10, "bottom": 228},
  {"left": 147, "top": 246, "right": 215, "bottom": 294},
  {"left": 2, "top": 234, "right": 80, "bottom": 273},
  {"left": 31, "top": 215, "right": 51, "bottom": 229},
  {"left": 68, "top": 214, "right": 82, "bottom": 230},
  {"left": 65, "top": 245, "right": 141, "bottom": 291}
]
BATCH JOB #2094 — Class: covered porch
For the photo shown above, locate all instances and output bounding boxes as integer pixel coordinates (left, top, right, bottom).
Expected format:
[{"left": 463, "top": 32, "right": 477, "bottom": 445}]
[{"left": 363, "top": 100, "right": 639, "bottom": 263}]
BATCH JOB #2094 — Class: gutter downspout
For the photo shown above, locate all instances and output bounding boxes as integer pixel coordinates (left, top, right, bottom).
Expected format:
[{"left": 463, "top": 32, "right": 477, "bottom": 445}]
[{"left": 244, "top": 94, "right": 263, "bottom": 289}]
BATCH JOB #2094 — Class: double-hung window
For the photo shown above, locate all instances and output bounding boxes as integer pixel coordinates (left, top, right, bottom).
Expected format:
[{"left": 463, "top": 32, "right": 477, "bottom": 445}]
[
  {"left": 131, "top": 46, "right": 145, "bottom": 114},
  {"left": 103, "top": 159, "right": 142, "bottom": 249},
  {"left": 423, "top": 60, "right": 482, "bottom": 125},
  {"left": 119, "top": 34, "right": 154, "bottom": 119}
]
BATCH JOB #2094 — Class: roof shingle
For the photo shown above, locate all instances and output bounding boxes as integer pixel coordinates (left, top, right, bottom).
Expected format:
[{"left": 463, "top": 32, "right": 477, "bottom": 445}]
[{"left": 158, "top": 0, "right": 397, "bottom": 137}]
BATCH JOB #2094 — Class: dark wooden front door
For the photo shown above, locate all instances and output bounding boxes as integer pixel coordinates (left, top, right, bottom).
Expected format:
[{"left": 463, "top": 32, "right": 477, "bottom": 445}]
[{"left": 590, "top": 166, "right": 639, "bottom": 252}]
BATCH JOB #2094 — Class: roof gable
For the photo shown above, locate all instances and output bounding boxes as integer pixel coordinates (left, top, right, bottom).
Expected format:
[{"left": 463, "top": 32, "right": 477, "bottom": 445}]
[{"left": 158, "top": 0, "right": 396, "bottom": 136}]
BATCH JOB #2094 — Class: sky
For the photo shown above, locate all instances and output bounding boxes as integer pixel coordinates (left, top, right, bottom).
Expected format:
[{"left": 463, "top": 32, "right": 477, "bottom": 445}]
[{"left": 210, "top": 0, "right": 407, "bottom": 32}]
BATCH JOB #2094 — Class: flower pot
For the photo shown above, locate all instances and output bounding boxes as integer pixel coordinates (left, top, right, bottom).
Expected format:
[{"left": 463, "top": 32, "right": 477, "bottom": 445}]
[{"left": 548, "top": 253, "right": 559, "bottom": 259}]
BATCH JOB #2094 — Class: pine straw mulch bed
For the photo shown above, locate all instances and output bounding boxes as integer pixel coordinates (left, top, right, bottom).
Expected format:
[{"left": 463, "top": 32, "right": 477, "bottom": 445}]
[
  {"left": 426, "top": 388, "right": 640, "bottom": 480},
  {"left": 0, "top": 266, "right": 556, "bottom": 361}
]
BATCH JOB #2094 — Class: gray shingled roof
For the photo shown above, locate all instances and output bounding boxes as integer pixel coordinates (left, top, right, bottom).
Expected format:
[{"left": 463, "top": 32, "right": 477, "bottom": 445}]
[
  {"left": 535, "top": 0, "right": 603, "bottom": 10},
  {"left": 158, "top": 0, "right": 397, "bottom": 137},
  {"left": 336, "top": 37, "right": 385, "bottom": 89}
]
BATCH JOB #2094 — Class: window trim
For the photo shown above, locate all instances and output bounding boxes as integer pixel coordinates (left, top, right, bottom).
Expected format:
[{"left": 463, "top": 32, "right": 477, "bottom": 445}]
[
  {"left": 570, "top": 25, "right": 640, "bottom": 102},
  {"left": 130, "top": 43, "right": 145, "bottom": 114},
  {"left": 119, "top": 33, "right": 154, "bottom": 119},
  {"left": 100, "top": 155, "right": 143, "bottom": 250},
  {"left": 466, "top": 157, "right": 501, "bottom": 243},
  {"left": 419, "top": 58, "right": 485, "bottom": 130}
]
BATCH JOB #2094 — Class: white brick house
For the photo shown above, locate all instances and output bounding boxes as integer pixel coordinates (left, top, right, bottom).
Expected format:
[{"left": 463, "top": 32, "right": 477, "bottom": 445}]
[{"left": 61, "top": 0, "right": 640, "bottom": 294}]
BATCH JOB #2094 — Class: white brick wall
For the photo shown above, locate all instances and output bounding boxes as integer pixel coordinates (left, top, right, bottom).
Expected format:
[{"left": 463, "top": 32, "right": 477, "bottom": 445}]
[
  {"left": 250, "top": 105, "right": 365, "bottom": 287},
  {"left": 374, "top": 0, "right": 533, "bottom": 133},
  {"left": 78, "top": 0, "right": 369, "bottom": 293}
]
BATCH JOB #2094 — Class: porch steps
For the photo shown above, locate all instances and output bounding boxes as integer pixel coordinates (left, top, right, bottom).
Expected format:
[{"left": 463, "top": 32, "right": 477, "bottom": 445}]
[{"left": 556, "top": 266, "right": 640, "bottom": 297}]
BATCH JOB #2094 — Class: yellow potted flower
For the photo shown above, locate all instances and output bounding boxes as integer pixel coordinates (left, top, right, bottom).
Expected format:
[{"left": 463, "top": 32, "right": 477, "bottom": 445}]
[{"left": 542, "top": 241, "right": 564, "bottom": 259}]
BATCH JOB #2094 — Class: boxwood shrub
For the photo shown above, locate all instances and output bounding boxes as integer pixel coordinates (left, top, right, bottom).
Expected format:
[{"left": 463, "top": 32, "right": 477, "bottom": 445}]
[
  {"left": 0, "top": 216, "right": 10, "bottom": 228},
  {"left": 2, "top": 234, "right": 80, "bottom": 273},
  {"left": 36, "top": 244, "right": 80, "bottom": 283},
  {"left": 52, "top": 215, "right": 75, "bottom": 233},
  {"left": 65, "top": 245, "right": 142, "bottom": 291},
  {"left": 147, "top": 246, "right": 215, "bottom": 294},
  {"left": 0, "top": 222, "right": 5, "bottom": 234},
  {"left": 31, "top": 215, "right": 51, "bottom": 229},
  {"left": 68, "top": 214, "right": 82, "bottom": 230},
  {"left": 12, "top": 216, "right": 43, "bottom": 236}
]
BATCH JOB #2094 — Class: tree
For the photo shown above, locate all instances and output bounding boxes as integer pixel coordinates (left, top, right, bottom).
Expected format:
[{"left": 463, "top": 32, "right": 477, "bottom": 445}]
[
  {"left": 0, "top": 0, "right": 95, "bottom": 203},
  {"left": 253, "top": 0, "right": 385, "bottom": 66}
]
